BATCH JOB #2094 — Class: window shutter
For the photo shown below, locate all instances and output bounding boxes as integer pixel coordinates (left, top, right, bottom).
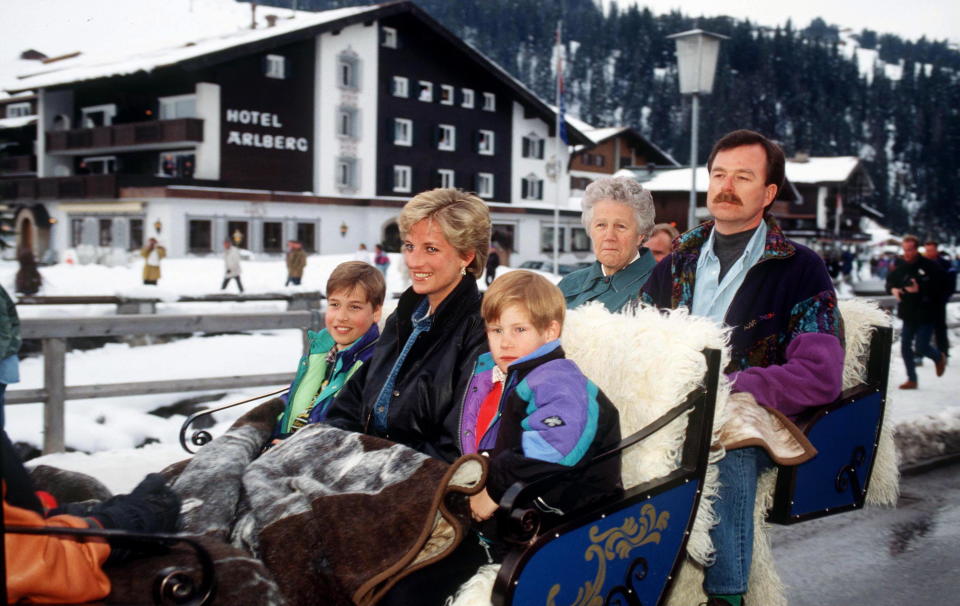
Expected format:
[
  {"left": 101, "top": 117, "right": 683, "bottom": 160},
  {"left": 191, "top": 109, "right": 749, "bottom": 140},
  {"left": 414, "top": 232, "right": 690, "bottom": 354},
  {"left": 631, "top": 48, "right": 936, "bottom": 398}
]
[
  {"left": 537, "top": 139, "right": 545, "bottom": 159},
  {"left": 522, "top": 137, "right": 530, "bottom": 158},
  {"left": 521, "top": 178, "right": 529, "bottom": 199}
]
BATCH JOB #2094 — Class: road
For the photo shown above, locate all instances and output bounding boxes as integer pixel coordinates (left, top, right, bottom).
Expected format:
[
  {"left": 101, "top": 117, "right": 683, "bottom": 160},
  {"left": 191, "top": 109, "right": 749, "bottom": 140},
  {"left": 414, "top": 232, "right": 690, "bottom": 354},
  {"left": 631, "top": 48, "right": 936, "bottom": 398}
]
[{"left": 775, "top": 462, "right": 960, "bottom": 604}]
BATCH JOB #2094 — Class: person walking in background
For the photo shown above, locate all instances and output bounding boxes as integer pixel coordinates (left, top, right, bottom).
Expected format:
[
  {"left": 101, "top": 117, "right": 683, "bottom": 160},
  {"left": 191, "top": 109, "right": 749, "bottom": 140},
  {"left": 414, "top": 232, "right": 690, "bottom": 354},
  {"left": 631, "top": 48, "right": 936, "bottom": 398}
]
[
  {"left": 886, "top": 234, "right": 947, "bottom": 389},
  {"left": 373, "top": 243, "right": 390, "bottom": 276},
  {"left": 354, "top": 243, "right": 371, "bottom": 263},
  {"left": 0, "top": 284, "right": 20, "bottom": 428},
  {"left": 485, "top": 243, "right": 500, "bottom": 286},
  {"left": 285, "top": 240, "right": 307, "bottom": 286},
  {"left": 140, "top": 237, "right": 166, "bottom": 286},
  {"left": 643, "top": 223, "right": 680, "bottom": 263},
  {"left": 221, "top": 239, "right": 244, "bottom": 293},
  {"left": 923, "top": 239, "right": 955, "bottom": 360}
]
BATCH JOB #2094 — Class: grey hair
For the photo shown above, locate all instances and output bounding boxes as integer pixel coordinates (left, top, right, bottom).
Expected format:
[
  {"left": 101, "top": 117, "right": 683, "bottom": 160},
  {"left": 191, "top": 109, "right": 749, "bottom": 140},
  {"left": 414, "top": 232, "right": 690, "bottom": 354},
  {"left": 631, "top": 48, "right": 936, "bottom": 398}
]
[{"left": 580, "top": 176, "right": 655, "bottom": 238}]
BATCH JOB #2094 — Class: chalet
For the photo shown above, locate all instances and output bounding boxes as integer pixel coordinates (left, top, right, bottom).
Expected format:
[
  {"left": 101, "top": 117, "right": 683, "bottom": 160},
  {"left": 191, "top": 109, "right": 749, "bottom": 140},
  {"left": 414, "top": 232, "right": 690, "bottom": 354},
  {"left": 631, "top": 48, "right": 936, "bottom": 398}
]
[{"left": 0, "top": 1, "right": 592, "bottom": 265}]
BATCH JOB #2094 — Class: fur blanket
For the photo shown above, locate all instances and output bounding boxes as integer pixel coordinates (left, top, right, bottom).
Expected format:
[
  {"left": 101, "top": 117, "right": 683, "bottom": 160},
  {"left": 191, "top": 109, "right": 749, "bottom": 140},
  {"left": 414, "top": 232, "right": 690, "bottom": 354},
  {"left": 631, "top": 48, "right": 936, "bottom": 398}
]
[{"left": 167, "top": 399, "right": 486, "bottom": 605}]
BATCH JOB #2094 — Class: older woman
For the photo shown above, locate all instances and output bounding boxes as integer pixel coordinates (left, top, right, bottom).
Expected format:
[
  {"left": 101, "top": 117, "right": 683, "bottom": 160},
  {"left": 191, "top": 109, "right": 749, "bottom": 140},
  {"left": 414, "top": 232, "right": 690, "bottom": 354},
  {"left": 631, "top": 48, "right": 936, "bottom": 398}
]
[
  {"left": 325, "top": 188, "right": 491, "bottom": 463},
  {"left": 558, "top": 176, "right": 656, "bottom": 312}
]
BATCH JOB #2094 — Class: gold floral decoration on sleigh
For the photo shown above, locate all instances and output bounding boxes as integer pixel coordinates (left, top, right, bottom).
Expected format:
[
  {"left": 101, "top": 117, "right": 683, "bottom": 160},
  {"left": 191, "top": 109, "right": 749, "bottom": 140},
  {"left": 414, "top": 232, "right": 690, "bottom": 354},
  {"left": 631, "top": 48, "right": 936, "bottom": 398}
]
[{"left": 546, "top": 503, "right": 670, "bottom": 606}]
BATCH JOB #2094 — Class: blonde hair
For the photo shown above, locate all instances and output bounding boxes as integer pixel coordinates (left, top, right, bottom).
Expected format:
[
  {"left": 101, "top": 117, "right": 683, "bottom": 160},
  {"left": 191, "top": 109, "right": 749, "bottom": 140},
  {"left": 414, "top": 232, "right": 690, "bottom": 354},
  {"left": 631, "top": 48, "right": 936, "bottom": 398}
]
[
  {"left": 482, "top": 270, "right": 565, "bottom": 334},
  {"left": 326, "top": 261, "right": 386, "bottom": 308},
  {"left": 398, "top": 188, "right": 491, "bottom": 276}
]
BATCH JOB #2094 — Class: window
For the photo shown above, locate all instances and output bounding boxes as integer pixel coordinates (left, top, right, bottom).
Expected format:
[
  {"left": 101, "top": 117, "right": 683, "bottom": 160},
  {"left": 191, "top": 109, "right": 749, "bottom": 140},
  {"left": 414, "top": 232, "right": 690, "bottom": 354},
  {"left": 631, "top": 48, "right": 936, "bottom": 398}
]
[
  {"left": 159, "top": 94, "right": 196, "bottom": 120},
  {"left": 265, "top": 54, "right": 286, "bottom": 79},
  {"left": 80, "top": 156, "right": 116, "bottom": 175},
  {"left": 522, "top": 134, "right": 545, "bottom": 159},
  {"left": 337, "top": 107, "right": 358, "bottom": 138},
  {"left": 263, "top": 222, "right": 283, "bottom": 252},
  {"left": 541, "top": 225, "right": 566, "bottom": 253},
  {"left": 98, "top": 218, "right": 113, "bottom": 247},
  {"left": 158, "top": 152, "right": 195, "bottom": 178},
  {"left": 70, "top": 218, "right": 84, "bottom": 247},
  {"left": 461, "top": 88, "right": 474, "bottom": 109},
  {"left": 438, "top": 169, "right": 454, "bottom": 189},
  {"left": 476, "top": 173, "right": 494, "bottom": 199},
  {"left": 440, "top": 85, "right": 454, "bottom": 105},
  {"left": 437, "top": 124, "right": 455, "bottom": 151},
  {"left": 418, "top": 81, "right": 433, "bottom": 102},
  {"left": 393, "top": 165, "right": 412, "bottom": 193},
  {"left": 188, "top": 219, "right": 213, "bottom": 252},
  {"left": 571, "top": 227, "right": 590, "bottom": 252},
  {"left": 336, "top": 157, "right": 358, "bottom": 189},
  {"left": 392, "top": 76, "right": 409, "bottom": 98},
  {"left": 5, "top": 102, "right": 31, "bottom": 118},
  {"left": 297, "top": 222, "right": 316, "bottom": 252},
  {"left": 570, "top": 176, "right": 593, "bottom": 190},
  {"left": 129, "top": 219, "right": 144, "bottom": 251},
  {"left": 81, "top": 104, "right": 116, "bottom": 128},
  {"left": 338, "top": 52, "right": 359, "bottom": 90},
  {"left": 482, "top": 92, "right": 496, "bottom": 111},
  {"left": 582, "top": 153, "right": 605, "bottom": 167},
  {"left": 477, "top": 130, "right": 495, "bottom": 155},
  {"left": 393, "top": 118, "right": 412, "bottom": 146},
  {"left": 521, "top": 174, "right": 543, "bottom": 200},
  {"left": 381, "top": 26, "right": 398, "bottom": 48}
]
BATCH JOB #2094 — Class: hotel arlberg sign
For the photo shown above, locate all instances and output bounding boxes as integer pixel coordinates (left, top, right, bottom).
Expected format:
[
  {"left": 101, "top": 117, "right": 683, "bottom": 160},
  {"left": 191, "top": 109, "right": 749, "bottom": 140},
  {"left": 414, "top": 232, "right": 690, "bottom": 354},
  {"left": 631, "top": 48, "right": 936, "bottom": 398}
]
[{"left": 224, "top": 108, "right": 309, "bottom": 152}]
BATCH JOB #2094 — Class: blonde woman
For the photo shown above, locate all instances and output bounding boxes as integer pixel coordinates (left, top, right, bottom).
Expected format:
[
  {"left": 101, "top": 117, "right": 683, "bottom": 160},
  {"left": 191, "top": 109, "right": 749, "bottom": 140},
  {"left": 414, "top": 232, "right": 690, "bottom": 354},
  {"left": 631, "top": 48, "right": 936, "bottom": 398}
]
[{"left": 326, "top": 188, "right": 491, "bottom": 463}]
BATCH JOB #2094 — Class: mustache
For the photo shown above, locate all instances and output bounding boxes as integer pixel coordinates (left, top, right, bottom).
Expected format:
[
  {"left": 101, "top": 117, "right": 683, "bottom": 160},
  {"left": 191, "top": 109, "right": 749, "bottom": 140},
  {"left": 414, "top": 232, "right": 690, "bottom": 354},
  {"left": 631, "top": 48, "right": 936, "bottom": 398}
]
[{"left": 712, "top": 192, "right": 743, "bottom": 205}]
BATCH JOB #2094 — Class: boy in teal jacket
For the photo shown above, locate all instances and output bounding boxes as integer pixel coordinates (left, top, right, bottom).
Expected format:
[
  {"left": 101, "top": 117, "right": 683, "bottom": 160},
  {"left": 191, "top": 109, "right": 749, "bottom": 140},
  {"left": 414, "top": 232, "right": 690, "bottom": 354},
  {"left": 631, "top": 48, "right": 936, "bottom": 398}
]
[{"left": 273, "top": 261, "right": 384, "bottom": 439}]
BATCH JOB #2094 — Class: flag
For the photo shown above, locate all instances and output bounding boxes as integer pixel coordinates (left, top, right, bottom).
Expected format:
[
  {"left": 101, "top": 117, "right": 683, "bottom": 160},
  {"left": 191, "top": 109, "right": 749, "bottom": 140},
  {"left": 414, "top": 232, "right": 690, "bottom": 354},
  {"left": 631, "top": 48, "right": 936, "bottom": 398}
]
[{"left": 555, "top": 22, "right": 569, "bottom": 145}]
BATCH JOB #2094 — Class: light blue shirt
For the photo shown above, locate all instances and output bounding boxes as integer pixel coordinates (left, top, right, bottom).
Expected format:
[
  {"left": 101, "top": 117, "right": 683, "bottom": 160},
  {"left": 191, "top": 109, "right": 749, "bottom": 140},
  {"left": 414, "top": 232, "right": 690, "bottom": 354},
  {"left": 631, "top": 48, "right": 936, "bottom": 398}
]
[
  {"left": 371, "top": 298, "right": 432, "bottom": 432},
  {"left": 691, "top": 220, "right": 768, "bottom": 324}
]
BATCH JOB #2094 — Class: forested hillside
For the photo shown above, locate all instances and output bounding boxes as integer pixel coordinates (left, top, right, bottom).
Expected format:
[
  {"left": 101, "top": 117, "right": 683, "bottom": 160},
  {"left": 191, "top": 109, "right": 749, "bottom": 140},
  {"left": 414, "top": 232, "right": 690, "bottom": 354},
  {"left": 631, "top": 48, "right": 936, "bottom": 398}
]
[{"left": 259, "top": 0, "right": 960, "bottom": 238}]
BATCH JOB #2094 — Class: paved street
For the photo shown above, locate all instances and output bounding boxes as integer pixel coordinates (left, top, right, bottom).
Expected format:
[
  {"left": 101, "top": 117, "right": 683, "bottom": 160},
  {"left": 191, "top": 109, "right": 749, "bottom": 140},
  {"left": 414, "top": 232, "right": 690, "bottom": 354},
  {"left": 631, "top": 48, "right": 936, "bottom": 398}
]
[{"left": 776, "top": 462, "right": 960, "bottom": 605}]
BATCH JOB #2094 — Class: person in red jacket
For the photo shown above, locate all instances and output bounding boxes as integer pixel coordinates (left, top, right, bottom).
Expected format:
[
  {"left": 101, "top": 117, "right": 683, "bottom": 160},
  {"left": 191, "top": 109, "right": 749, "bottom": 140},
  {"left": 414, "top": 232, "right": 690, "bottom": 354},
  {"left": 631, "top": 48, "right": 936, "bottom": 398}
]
[{"left": 3, "top": 430, "right": 180, "bottom": 603}]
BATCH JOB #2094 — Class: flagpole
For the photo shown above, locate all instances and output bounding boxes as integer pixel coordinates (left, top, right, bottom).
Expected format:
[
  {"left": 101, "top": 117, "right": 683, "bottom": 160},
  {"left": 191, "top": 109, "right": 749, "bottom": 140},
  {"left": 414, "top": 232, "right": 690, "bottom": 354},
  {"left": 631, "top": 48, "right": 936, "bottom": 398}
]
[{"left": 553, "top": 20, "right": 562, "bottom": 276}]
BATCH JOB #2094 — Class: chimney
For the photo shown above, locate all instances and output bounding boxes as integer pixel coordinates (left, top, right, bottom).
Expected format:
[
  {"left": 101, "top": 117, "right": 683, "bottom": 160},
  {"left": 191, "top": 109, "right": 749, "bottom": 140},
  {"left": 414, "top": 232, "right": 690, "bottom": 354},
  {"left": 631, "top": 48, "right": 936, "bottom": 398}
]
[
  {"left": 251, "top": 2, "right": 257, "bottom": 30},
  {"left": 266, "top": 14, "right": 278, "bottom": 28}
]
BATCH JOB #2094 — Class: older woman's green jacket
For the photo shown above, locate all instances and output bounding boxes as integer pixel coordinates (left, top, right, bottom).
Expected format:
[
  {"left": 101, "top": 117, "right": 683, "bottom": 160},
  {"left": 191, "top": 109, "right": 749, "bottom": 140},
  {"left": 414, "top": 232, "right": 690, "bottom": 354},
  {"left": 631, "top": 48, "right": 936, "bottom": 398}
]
[{"left": 557, "top": 249, "right": 656, "bottom": 312}]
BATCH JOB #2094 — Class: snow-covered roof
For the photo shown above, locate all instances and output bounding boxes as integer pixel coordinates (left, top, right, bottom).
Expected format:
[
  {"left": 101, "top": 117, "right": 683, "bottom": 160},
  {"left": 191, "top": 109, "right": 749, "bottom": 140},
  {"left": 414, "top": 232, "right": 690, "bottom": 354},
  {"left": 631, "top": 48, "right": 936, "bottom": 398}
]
[
  {"left": 0, "top": 115, "right": 37, "bottom": 130},
  {"left": 785, "top": 156, "right": 861, "bottom": 184},
  {"left": 616, "top": 167, "right": 710, "bottom": 193},
  {"left": 2, "top": 0, "right": 376, "bottom": 94}
]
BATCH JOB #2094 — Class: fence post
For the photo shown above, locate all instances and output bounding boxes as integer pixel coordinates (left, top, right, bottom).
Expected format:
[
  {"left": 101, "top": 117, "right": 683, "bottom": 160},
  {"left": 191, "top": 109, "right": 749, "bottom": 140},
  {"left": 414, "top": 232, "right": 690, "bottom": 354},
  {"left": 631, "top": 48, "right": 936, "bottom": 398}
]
[{"left": 42, "top": 338, "right": 67, "bottom": 454}]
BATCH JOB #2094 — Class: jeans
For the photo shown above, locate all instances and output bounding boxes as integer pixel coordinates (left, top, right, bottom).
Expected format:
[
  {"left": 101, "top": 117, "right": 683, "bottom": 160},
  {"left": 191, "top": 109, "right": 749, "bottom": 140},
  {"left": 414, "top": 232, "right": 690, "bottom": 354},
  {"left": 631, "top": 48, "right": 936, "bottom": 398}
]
[
  {"left": 704, "top": 446, "right": 773, "bottom": 596},
  {"left": 901, "top": 320, "right": 941, "bottom": 382}
]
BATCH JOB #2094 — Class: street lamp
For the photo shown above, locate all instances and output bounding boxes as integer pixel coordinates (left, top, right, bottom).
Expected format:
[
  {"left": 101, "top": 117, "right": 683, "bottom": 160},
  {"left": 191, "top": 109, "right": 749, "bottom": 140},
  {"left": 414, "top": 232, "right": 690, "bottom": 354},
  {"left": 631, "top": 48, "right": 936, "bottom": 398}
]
[{"left": 667, "top": 29, "right": 727, "bottom": 231}]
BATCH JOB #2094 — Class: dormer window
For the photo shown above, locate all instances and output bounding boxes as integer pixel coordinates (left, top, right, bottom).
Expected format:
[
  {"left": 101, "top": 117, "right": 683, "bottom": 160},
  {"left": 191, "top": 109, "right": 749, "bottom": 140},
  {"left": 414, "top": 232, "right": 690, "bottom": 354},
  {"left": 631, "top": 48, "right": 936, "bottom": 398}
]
[
  {"left": 381, "top": 27, "right": 398, "bottom": 48},
  {"left": 265, "top": 54, "right": 286, "bottom": 79},
  {"left": 5, "top": 102, "right": 32, "bottom": 118}
]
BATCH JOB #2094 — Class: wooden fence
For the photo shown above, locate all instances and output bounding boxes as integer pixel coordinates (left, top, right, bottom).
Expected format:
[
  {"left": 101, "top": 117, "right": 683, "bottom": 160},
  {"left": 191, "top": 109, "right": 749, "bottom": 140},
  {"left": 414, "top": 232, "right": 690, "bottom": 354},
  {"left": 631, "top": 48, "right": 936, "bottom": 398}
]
[{"left": 6, "top": 311, "right": 323, "bottom": 454}]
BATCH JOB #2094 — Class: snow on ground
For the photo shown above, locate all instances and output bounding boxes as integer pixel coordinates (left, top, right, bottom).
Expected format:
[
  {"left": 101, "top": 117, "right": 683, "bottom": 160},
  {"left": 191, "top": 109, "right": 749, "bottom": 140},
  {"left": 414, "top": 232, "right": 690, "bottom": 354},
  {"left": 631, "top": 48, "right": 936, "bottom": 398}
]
[{"left": 4, "top": 255, "right": 959, "bottom": 493}]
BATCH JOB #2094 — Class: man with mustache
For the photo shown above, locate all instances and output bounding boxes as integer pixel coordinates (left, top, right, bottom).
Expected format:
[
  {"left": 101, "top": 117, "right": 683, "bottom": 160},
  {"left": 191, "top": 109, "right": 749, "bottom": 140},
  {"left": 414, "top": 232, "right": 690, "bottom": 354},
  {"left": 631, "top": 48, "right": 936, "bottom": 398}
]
[{"left": 642, "top": 129, "right": 844, "bottom": 606}]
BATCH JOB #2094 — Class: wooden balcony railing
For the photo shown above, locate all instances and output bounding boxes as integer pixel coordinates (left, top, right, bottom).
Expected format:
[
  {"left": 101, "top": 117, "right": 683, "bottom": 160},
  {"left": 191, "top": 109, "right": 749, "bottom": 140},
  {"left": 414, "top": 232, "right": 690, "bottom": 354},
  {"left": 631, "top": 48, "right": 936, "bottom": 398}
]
[
  {"left": 0, "top": 174, "right": 117, "bottom": 200},
  {"left": 0, "top": 155, "right": 36, "bottom": 174},
  {"left": 46, "top": 118, "right": 203, "bottom": 152}
]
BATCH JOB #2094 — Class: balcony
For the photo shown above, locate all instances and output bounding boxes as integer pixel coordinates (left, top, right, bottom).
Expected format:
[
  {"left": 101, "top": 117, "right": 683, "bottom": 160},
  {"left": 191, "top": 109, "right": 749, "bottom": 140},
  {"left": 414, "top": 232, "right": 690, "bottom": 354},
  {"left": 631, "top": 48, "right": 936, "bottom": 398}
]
[
  {"left": 0, "top": 155, "right": 36, "bottom": 175},
  {"left": 46, "top": 118, "right": 203, "bottom": 154},
  {"left": 0, "top": 174, "right": 117, "bottom": 201}
]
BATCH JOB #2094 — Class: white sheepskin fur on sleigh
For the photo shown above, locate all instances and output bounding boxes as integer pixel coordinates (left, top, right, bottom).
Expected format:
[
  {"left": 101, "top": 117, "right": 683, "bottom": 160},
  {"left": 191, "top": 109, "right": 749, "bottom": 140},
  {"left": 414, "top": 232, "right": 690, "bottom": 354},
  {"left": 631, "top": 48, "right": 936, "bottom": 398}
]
[{"left": 450, "top": 299, "right": 900, "bottom": 606}]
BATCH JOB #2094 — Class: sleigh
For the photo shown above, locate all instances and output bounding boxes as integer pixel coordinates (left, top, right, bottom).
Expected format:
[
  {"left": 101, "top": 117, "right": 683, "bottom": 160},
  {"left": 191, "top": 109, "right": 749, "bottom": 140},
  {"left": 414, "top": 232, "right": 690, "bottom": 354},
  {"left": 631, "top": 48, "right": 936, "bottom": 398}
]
[{"left": 4, "top": 300, "right": 895, "bottom": 605}]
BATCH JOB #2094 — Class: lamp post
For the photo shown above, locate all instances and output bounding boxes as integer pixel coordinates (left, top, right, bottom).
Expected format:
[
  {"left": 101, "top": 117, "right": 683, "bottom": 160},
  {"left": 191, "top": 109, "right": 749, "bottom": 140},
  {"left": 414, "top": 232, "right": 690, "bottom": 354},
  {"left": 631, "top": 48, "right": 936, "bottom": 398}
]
[{"left": 667, "top": 29, "right": 727, "bottom": 231}]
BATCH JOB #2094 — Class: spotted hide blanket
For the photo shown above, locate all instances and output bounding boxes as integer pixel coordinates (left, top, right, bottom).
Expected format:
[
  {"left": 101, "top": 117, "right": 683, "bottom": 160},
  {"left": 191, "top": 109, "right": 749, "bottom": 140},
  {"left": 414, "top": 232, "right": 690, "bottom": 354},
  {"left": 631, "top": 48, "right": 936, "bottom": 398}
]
[{"left": 169, "top": 399, "right": 487, "bottom": 606}]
